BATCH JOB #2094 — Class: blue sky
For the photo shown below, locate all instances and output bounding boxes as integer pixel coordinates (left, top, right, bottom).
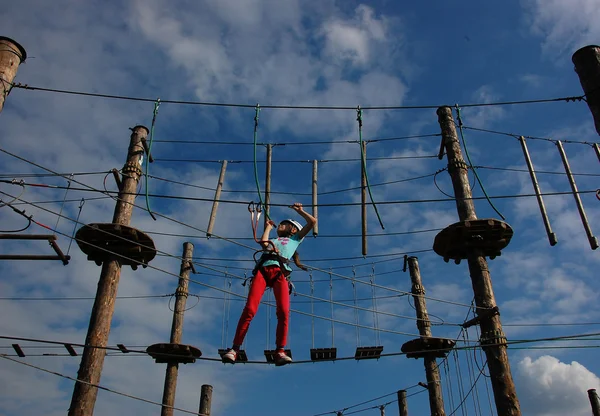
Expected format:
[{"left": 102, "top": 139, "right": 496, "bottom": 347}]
[{"left": 0, "top": 1, "right": 599, "bottom": 415}]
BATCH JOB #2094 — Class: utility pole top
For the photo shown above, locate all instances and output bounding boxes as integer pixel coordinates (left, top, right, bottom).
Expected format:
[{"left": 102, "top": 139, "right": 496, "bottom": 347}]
[
  {"left": 0, "top": 36, "right": 27, "bottom": 114},
  {"left": 572, "top": 45, "right": 600, "bottom": 136},
  {"left": 0, "top": 36, "right": 27, "bottom": 62}
]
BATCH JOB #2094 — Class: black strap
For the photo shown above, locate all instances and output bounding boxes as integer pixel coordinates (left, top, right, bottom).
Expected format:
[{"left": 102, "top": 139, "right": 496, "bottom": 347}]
[{"left": 253, "top": 252, "right": 292, "bottom": 279}]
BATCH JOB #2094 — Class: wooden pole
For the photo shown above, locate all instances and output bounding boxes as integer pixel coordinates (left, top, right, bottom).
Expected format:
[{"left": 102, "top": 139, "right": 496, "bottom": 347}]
[
  {"left": 407, "top": 257, "right": 446, "bottom": 416},
  {"left": 68, "top": 126, "right": 148, "bottom": 416},
  {"left": 161, "top": 242, "right": 194, "bottom": 416},
  {"left": 312, "top": 160, "right": 318, "bottom": 236},
  {"left": 264, "top": 144, "right": 272, "bottom": 229},
  {"left": 572, "top": 45, "right": 600, "bottom": 136},
  {"left": 518, "top": 136, "right": 557, "bottom": 246},
  {"left": 207, "top": 161, "right": 227, "bottom": 237},
  {"left": 0, "top": 36, "right": 26, "bottom": 114},
  {"left": 556, "top": 140, "right": 599, "bottom": 250},
  {"left": 589, "top": 389, "right": 600, "bottom": 416},
  {"left": 437, "top": 106, "right": 521, "bottom": 416},
  {"left": 361, "top": 141, "right": 367, "bottom": 256},
  {"left": 398, "top": 390, "right": 408, "bottom": 416},
  {"left": 199, "top": 384, "right": 213, "bottom": 416}
]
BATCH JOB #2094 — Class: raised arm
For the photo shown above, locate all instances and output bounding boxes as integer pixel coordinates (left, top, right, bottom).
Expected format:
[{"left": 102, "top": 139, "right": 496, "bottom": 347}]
[
  {"left": 291, "top": 203, "right": 317, "bottom": 240},
  {"left": 259, "top": 220, "right": 275, "bottom": 250}
]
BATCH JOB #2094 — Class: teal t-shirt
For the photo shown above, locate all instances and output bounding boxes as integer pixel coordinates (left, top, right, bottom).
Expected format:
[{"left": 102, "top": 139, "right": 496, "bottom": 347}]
[{"left": 261, "top": 234, "right": 304, "bottom": 272}]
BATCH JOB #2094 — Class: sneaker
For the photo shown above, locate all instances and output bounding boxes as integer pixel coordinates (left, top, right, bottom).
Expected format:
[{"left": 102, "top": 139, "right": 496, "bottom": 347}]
[
  {"left": 275, "top": 350, "right": 292, "bottom": 367},
  {"left": 222, "top": 349, "right": 237, "bottom": 364}
]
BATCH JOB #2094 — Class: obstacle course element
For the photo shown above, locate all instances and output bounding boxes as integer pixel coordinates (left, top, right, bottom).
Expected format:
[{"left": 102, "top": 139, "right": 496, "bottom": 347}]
[
  {"left": 433, "top": 219, "right": 513, "bottom": 264},
  {"left": 218, "top": 348, "right": 248, "bottom": 363},
  {"left": 355, "top": 345, "right": 384, "bottom": 360},
  {"left": 0, "top": 234, "right": 70, "bottom": 265},
  {"left": 146, "top": 343, "right": 202, "bottom": 364},
  {"left": 75, "top": 223, "right": 156, "bottom": 269},
  {"left": 264, "top": 349, "right": 292, "bottom": 363},
  {"left": 401, "top": 338, "right": 456, "bottom": 359},
  {"left": 310, "top": 347, "right": 337, "bottom": 361}
]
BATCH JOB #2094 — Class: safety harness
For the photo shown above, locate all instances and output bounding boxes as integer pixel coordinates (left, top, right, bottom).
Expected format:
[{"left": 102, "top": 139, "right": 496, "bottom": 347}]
[
  {"left": 250, "top": 250, "right": 297, "bottom": 296},
  {"left": 247, "top": 202, "right": 297, "bottom": 295}
]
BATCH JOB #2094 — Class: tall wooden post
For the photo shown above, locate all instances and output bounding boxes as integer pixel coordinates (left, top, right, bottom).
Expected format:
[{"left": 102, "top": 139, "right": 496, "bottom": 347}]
[
  {"left": 207, "top": 161, "right": 227, "bottom": 237},
  {"left": 572, "top": 45, "right": 600, "bottom": 136},
  {"left": 312, "top": 160, "right": 318, "bottom": 236},
  {"left": 397, "top": 390, "right": 408, "bottom": 416},
  {"left": 407, "top": 257, "right": 446, "bottom": 416},
  {"left": 589, "top": 389, "right": 600, "bottom": 416},
  {"left": 68, "top": 126, "right": 148, "bottom": 416},
  {"left": 556, "top": 140, "right": 598, "bottom": 250},
  {"left": 264, "top": 144, "right": 272, "bottom": 229},
  {"left": 0, "top": 36, "right": 27, "bottom": 114},
  {"left": 518, "top": 136, "right": 557, "bottom": 246},
  {"left": 199, "top": 384, "right": 213, "bottom": 416},
  {"left": 161, "top": 242, "right": 194, "bottom": 416},
  {"left": 361, "top": 141, "right": 367, "bottom": 255},
  {"left": 437, "top": 106, "right": 521, "bottom": 415}
]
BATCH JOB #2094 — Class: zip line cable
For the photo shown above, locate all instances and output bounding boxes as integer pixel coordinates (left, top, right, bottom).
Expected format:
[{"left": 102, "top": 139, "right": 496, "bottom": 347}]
[
  {"left": 252, "top": 104, "right": 270, "bottom": 220},
  {"left": 153, "top": 132, "right": 441, "bottom": 146},
  {"left": 146, "top": 226, "right": 442, "bottom": 242},
  {"left": 155, "top": 154, "right": 439, "bottom": 163},
  {"left": 461, "top": 125, "right": 599, "bottom": 145},
  {"left": 0, "top": 355, "right": 205, "bottom": 415},
  {"left": 2, "top": 176, "right": 596, "bottom": 209},
  {"left": 144, "top": 99, "right": 160, "bottom": 221},
  {"left": 146, "top": 170, "right": 441, "bottom": 198},
  {"left": 447, "top": 360, "right": 487, "bottom": 416},
  {"left": 1, "top": 147, "right": 596, "bottom": 311},
  {"left": 10, "top": 82, "right": 584, "bottom": 110},
  {"left": 311, "top": 387, "right": 419, "bottom": 416},
  {"left": 0, "top": 188, "right": 530, "bottom": 314},
  {"left": 2, "top": 333, "right": 599, "bottom": 364},
  {"left": 0, "top": 170, "right": 112, "bottom": 178},
  {"left": 357, "top": 107, "right": 384, "bottom": 229},
  {"left": 455, "top": 105, "right": 505, "bottom": 220},
  {"left": 0, "top": 190, "right": 466, "bottom": 331}
]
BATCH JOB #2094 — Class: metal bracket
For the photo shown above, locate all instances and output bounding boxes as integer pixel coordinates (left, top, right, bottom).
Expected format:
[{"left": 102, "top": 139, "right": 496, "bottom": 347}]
[{"left": 462, "top": 306, "right": 500, "bottom": 328}]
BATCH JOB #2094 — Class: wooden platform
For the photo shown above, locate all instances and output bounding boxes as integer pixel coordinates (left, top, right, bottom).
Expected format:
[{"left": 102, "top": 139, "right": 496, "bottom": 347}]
[
  {"left": 355, "top": 346, "right": 384, "bottom": 360},
  {"left": 433, "top": 219, "right": 513, "bottom": 264},
  {"left": 310, "top": 347, "right": 337, "bottom": 361},
  {"left": 75, "top": 223, "right": 156, "bottom": 269},
  {"left": 401, "top": 337, "right": 456, "bottom": 359},
  {"left": 146, "top": 343, "right": 201, "bottom": 364}
]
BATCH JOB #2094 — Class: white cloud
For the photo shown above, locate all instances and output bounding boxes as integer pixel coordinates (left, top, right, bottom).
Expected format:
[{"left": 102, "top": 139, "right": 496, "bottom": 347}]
[
  {"left": 458, "top": 85, "right": 506, "bottom": 128},
  {"left": 517, "top": 355, "right": 600, "bottom": 416},
  {"left": 523, "top": 0, "right": 600, "bottom": 58},
  {"left": 320, "top": 5, "right": 388, "bottom": 66}
]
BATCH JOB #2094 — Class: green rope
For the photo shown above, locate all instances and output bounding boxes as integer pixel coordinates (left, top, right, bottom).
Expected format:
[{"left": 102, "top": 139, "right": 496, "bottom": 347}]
[
  {"left": 357, "top": 107, "right": 385, "bottom": 229},
  {"left": 145, "top": 98, "right": 160, "bottom": 221},
  {"left": 252, "top": 104, "right": 271, "bottom": 221},
  {"left": 454, "top": 104, "right": 505, "bottom": 220}
]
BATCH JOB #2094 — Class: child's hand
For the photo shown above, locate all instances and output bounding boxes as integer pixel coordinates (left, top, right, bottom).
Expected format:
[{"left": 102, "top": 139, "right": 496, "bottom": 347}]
[
  {"left": 266, "top": 220, "right": 276, "bottom": 227},
  {"left": 290, "top": 203, "right": 304, "bottom": 213}
]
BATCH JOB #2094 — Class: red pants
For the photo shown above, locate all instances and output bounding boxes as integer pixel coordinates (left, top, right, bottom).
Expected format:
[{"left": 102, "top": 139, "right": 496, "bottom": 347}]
[{"left": 232, "top": 265, "right": 290, "bottom": 349}]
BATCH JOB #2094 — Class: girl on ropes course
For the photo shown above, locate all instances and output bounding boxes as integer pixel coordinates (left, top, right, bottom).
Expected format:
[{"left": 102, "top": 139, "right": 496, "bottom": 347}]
[{"left": 222, "top": 202, "right": 316, "bottom": 366}]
